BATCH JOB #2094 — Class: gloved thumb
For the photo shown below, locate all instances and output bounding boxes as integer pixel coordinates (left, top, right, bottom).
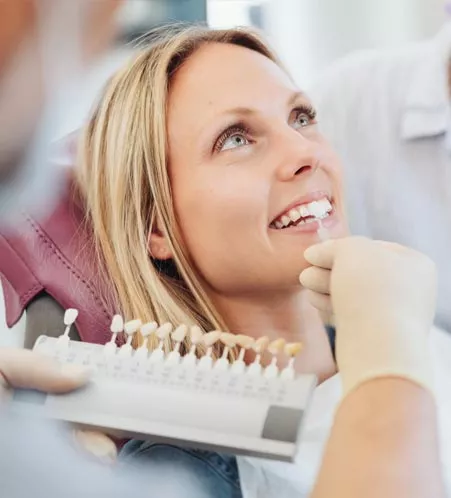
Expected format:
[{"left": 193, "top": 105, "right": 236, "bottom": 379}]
[{"left": 303, "top": 239, "right": 338, "bottom": 269}]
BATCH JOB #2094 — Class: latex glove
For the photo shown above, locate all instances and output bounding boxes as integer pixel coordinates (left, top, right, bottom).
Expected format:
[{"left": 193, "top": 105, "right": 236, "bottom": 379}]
[
  {"left": 0, "top": 348, "right": 117, "bottom": 463},
  {"left": 299, "top": 237, "right": 437, "bottom": 396}
]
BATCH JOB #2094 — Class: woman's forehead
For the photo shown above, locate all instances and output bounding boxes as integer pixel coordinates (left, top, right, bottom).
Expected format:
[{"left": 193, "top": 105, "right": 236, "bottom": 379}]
[{"left": 167, "top": 42, "right": 298, "bottom": 124}]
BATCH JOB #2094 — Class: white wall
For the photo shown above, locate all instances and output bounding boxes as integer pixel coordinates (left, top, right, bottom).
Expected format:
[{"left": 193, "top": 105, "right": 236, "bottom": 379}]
[
  {"left": 208, "top": 0, "right": 447, "bottom": 87},
  {"left": 263, "top": 0, "right": 447, "bottom": 87}
]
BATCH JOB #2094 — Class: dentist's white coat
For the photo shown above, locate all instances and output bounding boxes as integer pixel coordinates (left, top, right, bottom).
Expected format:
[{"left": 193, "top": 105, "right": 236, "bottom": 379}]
[{"left": 238, "top": 326, "right": 451, "bottom": 497}]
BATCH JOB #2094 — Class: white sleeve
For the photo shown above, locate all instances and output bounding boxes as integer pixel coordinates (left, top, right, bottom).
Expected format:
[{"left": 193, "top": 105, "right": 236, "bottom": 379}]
[{"left": 306, "top": 53, "right": 381, "bottom": 238}]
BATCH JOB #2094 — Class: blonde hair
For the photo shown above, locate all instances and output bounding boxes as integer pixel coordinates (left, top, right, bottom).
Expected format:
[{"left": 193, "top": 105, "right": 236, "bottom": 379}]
[{"left": 77, "top": 23, "right": 281, "bottom": 351}]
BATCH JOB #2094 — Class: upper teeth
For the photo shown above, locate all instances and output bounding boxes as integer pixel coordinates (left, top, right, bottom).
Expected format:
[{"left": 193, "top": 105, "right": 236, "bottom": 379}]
[{"left": 273, "top": 198, "right": 332, "bottom": 229}]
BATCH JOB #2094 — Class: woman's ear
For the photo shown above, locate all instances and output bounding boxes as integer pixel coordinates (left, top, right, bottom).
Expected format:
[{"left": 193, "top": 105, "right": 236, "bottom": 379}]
[{"left": 148, "top": 216, "right": 174, "bottom": 261}]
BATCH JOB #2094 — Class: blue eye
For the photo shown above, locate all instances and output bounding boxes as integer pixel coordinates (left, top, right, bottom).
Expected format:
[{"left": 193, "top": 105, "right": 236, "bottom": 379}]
[
  {"left": 292, "top": 106, "right": 317, "bottom": 130},
  {"left": 215, "top": 125, "right": 251, "bottom": 153},
  {"left": 221, "top": 133, "right": 249, "bottom": 151}
]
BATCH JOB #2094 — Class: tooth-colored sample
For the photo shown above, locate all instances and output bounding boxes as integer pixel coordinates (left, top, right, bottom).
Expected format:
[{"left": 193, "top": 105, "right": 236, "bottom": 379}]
[
  {"left": 220, "top": 332, "right": 237, "bottom": 347},
  {"left": 190, "top": 326, "right": 203, "bottom": 344},
  {"left": 284, "top": 342, "right": 303, "bottom": 357},
  {"left": 110, "top": 314, "right": 124, "bottom": 333},
  {"left": 317, "top": 218, "right": 330, "bottom": 241},
  {"left": 253, "top": 336, "right": 269, "bottom": 353},
  {"left": 124, "top": 319, "right": 142, "bottom": 335},
  {"left": 235, "top": 334, "right": 255, "bottom": 349},
  {"left": 307, "top": 198, "right": 332, "bottom": 219},
  {"left": 308, "top": 201, "right": 323, "bottom": 218},
  {"left": 141, "top": 321, "right": 158, "bottom": 337},
  {"left": 202, "top": 330, "right": 222, "bottom": 347},
  {"left": 275, "top": 221, "right": 283, "bottom": 229},
  {"left": 64, "top": 308, "right": 79, "bottom": 326},
  {"left": 320, "top": 198, "right": 332, "bottom": 212},
  {"left": 268, "top": 338, "right": 286, "bottom": 355},
  {"left": 172, "top": 324, "right": 188, "bottom": 342},
  {"left": 156, "top": 322, "right": 173, "bottom": 339}
]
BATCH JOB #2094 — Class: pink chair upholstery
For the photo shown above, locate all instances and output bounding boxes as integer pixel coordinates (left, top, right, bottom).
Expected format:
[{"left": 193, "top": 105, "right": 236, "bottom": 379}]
[{"left": 0, "top": 172, "right": 117, "bottom": 345}]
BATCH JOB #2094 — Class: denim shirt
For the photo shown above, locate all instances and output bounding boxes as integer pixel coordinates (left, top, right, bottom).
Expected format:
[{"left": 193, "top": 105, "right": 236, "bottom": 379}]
[{"left": 120, "top": 440, "right": 242, "bottom": 498}]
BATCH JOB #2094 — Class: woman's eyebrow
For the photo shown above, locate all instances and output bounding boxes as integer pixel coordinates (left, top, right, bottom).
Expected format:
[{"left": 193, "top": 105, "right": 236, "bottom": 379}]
[
  {"left": 287, "top": 90, "right": 308, "bottom": 107},
  {"left": 215, "top": 91, "right": 308, "bottom": 119}
]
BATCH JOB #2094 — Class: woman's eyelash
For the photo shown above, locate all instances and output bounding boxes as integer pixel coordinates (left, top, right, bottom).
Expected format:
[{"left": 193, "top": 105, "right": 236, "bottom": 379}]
[
  {"left": 293, "top": 104, "right": 317, "bottom": 122},
  {"left": 214, "top": 124, "right": 250, "bottom": 153}
]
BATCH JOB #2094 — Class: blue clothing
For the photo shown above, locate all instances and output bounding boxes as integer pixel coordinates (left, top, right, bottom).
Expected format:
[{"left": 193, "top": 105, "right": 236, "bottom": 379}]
[
  {"left": 325, "top": 326, "right": 336, "bottom": 360},
  {"left": 120, "top": 440, "right": 243, "bottom": 498}
]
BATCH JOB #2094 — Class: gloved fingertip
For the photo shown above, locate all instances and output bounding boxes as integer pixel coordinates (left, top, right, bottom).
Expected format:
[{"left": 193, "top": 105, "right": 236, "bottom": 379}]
[
  {"left": 304, "top": 239, "right": 336, "bottom": 267},
  {"left": 298, "top": 266, "right": 313, "bottom": 286}
]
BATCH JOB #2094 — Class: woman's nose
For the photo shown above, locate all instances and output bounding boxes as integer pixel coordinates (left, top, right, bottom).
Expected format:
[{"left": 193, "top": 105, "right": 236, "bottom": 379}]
[{"left": 274, "top": 130, "right": 319, "bottom": 182}]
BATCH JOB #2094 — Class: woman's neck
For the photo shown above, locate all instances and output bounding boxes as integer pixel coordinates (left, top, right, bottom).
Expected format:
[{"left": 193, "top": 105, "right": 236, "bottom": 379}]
[{"left": 211, "top": 288, "right": 337, "bottom": 384}]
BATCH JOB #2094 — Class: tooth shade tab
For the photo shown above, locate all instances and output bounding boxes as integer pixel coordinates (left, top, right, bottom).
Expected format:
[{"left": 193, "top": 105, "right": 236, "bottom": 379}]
[
  {"left": 110, "top": 314, "right": 124, "bottom": 333},
  {"left": 272, "top": 197, "right": 332, "bottom": 228},
  {"left": 285, "top": 342, "right": 303, "bottom": 357},
  {"left": 253, "top": 336, "right": 269, "bottom": 354},
  {"left": 235, "top": 335, "right": 255, "bottom": 349},
  {"left": 157, "top": 322, "right": 173, "bottom": 339},
  {"left": 220, "top": 333, "right": 237, "bottom": 348},
  {"left": 124, "top": 319, "right": 142, "bottom": 335},
  {"left": 64, "top": 309, "right": 79, "bottom": 326},
  {"left": 141, "top": 321, "right": 158, "bottom": 337},
  {"left": 172, "top": 324, "right": 188, "bottom": 342},
  {"left": 189, "top": 326, "right": 204, "bottom": 344},
  {"left": 202, "top": 331, "right": 222, "bottom": 347},
  {"left": 268, "top": 338, "right": 286, "bottom": 355}
]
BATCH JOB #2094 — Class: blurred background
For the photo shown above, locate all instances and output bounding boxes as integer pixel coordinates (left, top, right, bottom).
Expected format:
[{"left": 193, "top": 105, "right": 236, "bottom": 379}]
[{"left": 0, "top": 0, "right": 449, "bottom": 347}]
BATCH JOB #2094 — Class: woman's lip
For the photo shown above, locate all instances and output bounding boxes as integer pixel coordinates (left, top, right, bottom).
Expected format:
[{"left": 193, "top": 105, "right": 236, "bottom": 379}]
[
  {"left": 269, "top": 207, "right": 338, "bottom": 234},
  {"left": 270, "top": 190, "right": 331, "bottom": 225}
]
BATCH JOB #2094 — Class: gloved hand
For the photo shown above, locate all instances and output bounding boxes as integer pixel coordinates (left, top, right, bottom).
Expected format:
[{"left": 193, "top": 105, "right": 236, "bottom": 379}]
[
  {"left": 299, "top": 237, "right": 437, "bottom": 396},
  {"left": 0, "top": 348, "right": 117, "bottom": 463}
]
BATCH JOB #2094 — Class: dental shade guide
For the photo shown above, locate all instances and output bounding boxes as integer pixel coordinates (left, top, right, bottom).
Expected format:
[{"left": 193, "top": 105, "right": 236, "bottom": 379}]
[
  {"left": 166, "top": 324, "right": 188, "bottom": 365},
  {"left": 57, "top": 308, "right": 79, "bottom": 347},
  {"left": 17, "top": 309, "right": 318, "bottom": 463},
  {"left": 134, "top": 321, "right": 158, "bottom": 362},
  {"left": 198, "top": 331, "right": 221, "bottom": 371},
  {"left": 118, "top": 319, "right": 142, "bottom": 357},
  {"left": 149, "top": 322, "right": 173, "bottom": 364},
  {"left": 247, "top": 336, "right": 269, "bottom": 376},
  {"left": 214, "top": 333, "right": 236, "bottom": 371},
  {"left": 281, "top": 342, "right": 303, "bottom": 381},
  {"left": 230, "top": 334, "right": 254, "bottom": 375},
  {"left": 104, "top": 314, "right": 124, "bottom": 355},
  {"left": 264, "top": 338, "right": 286, "bottom": 379},
  {"left": 182, "top": 326, "right": 203, "bottom": 368}
]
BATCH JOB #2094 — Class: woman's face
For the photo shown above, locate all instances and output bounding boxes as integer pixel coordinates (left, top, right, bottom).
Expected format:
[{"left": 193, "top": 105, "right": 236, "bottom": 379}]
[{"left": 166, "top": 42, "right": 347, "bottom": 297}]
